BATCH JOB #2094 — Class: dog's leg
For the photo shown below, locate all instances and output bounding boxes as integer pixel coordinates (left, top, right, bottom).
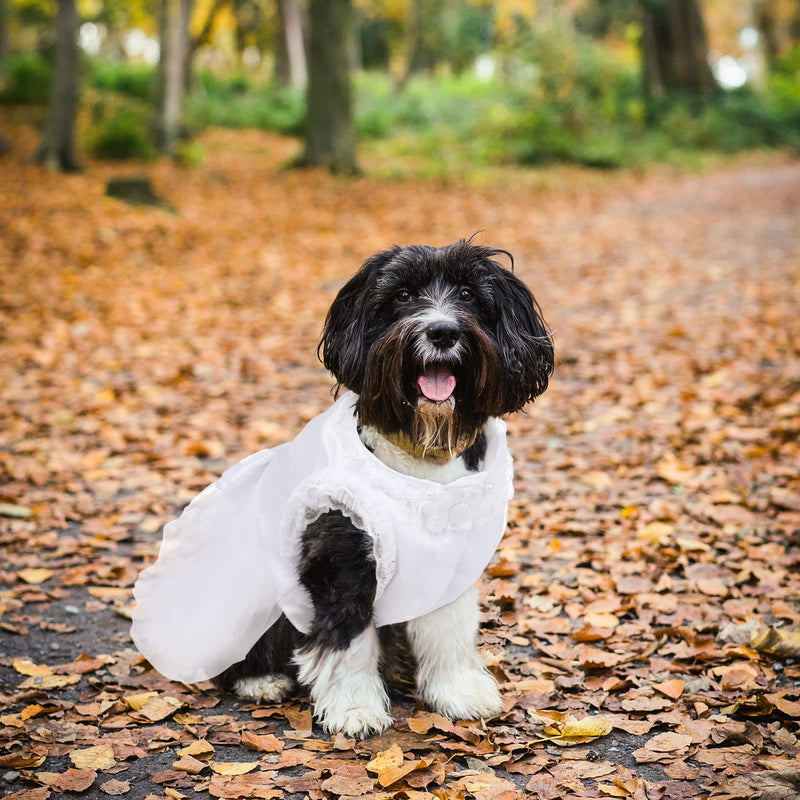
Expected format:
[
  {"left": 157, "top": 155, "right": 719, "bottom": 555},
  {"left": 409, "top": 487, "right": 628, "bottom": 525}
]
[
  {"left": 215, "top": 614, "right": 298, "bottom": 703},
  {"left": 294, "top": 510, "right": 391, "bottom": 739},
  {"left": 406, "top": 584, "right": 503, "bottom": 720}
]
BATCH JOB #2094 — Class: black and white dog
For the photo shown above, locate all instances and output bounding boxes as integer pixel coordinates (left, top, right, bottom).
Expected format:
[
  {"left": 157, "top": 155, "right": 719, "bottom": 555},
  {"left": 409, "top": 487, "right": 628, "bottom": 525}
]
[{"left": 216, "top": 239, "right": 553, "bottom": 737}]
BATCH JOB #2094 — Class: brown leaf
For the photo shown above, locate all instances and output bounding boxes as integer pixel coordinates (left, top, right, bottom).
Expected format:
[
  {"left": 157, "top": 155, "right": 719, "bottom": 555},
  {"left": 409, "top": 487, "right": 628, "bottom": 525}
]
[
  {"left": 100, "top": 779, "right": 131, "bottom": 795},
  {"left": 173, "top": 755, "right": 207, "bottom": 774},
  {"left": 645, "top": 732, "right": 692, "bottom": 752},
  {"left": 241, "top": 730, "right": 284, "bottom": 753},
  {"left": 319, "top": 763, "right": 375, "bottom": 795},
  {"left": 653, "top": 679, "right": 684, "bottom": 700},
  {"left": 4, "top": 789, "right": 51, "bottom": 800},
  {"left": 36, "top": 768, "right": 97, "bottom": 792},
  {"left": 0, "top": 748, "right": 48, "bottom": 769}
]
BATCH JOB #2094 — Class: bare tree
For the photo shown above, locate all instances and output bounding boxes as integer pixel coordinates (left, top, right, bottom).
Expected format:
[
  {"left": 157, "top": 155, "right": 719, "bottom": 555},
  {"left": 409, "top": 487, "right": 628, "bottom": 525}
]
[
  {"left": 639, "top": 0, "right": 716, "bottom": 97},
  {"left": 156, "top": 0, "right": 193, "bottom": 156},
  {"left": 302, "top": 0, "right": 356, "bottom": 173},
  {"left": 274, "top": 0, "right": 307, "bottom": 89},
  {"left": 36, "top": 0, "right": 80, "bottom": 171}
]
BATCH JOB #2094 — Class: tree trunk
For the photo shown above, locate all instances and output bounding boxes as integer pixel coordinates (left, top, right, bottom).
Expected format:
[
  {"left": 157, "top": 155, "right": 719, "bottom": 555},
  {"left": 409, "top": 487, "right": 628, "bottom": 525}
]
[
  {"left": 156, "top": 0, "right": 193, "bottom": 156},
  {"left": 303, "top": 0, "right": 357, "bottom": 174},
  {"left": 274, "top": 0, "right": 307, "bottom": 89},
  {"left": 639, "top": 0, "right": 716, "bottom": 97},
  {"left": 35, "top": 0, "right": 80, "bottom": 172}
]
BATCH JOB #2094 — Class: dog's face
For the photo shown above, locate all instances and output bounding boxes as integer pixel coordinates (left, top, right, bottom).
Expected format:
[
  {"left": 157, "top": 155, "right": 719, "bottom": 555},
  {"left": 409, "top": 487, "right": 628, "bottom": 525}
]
[{"left": 320, "top": 241, "right": 554, "bottom": 454}]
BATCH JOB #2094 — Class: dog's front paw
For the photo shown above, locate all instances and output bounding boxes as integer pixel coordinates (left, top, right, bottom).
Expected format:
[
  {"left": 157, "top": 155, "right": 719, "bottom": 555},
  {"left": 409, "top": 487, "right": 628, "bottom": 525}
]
[
  {"left": 233, "top": 673, "right": 294, "bottom": 704},
  {"left": 311, "top": 675, "right": 392, "bottom": 739},
  {"left": 319, "top": 702, "right": 393, "bottom": 739},
  {"left": 423, "top": 668, "right": 503, "bottom": 721}
]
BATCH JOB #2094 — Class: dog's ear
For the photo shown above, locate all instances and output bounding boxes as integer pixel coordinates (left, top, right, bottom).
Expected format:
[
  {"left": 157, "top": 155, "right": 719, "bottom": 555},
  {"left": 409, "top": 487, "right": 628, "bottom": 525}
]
[
  {"left": 319, "top": 247, "right": 398, "bottom": 393},
  {"left": 487, "top": 258, "right": 554, "bottom": 413}
]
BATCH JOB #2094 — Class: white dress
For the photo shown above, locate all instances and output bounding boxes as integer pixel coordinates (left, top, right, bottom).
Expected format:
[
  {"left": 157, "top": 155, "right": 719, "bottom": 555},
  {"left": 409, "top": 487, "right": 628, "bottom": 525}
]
[{"left": 130, "top": 391, "right": 514, "bottom": 684}]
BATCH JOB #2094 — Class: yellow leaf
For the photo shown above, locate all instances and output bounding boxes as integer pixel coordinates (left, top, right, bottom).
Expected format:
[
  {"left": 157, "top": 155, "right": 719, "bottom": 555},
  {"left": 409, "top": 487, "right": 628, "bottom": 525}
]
[
  {"left": 543, "top": 715, "right": 614, "bottom": 742},
  {"left": 620, "top": 505, "right": 638, "bottom": 519},
  {"left": 21, "top": 703, "right": 60, "bottom": 720},
  {"left": 637, "top": 521, "right": 673, "bottom": 545},
  {"left": 583, "top": 470, "right": 613, "bottom": 489},
  {"left": 209, "top": 761, "right": 259, "bottom": 775},
  {"left": 584, "top": 612, "right": 619, "bottom": 629},
  {"left": 365, "top": 743, "right": 404, "bottom": 774},
  {"left": 177, "top": 740, "right": 215, "bottom": 760},
  {"left": 13, "top": 659, "right": 53, "bottom": 677},
  {"left": 751, "top": 624, "right": 800, "bottom": 658},
  {"left": 137, "top": 696, "right": 183, "bottom": 722},
  {"left": 0, "top": 503, "right": 33, "bottom": 519},
  {"left": 19, "top": 674, "right": 81, "bottom": 690},
  {"left": 124, "top": 692, "right": 158, "bottom": 711},
  {"left": 17, "top": 568, "right": 54, "bottom": 584},
  {"left": 70, "top": 744, "right": 116, "bottom": 771}
]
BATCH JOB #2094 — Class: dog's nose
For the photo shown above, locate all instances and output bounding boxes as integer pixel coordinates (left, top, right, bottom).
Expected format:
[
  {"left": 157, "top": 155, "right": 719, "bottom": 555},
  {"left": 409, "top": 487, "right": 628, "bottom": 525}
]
[{"left": 426, "top": 321, "right": 461, "bottom": 350}]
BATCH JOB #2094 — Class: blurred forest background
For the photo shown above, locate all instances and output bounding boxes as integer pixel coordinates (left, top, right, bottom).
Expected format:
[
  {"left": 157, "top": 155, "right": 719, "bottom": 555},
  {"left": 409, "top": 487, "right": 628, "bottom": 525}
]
[{"left": 1, "top": 0, "right": 799, "bottom": 176}]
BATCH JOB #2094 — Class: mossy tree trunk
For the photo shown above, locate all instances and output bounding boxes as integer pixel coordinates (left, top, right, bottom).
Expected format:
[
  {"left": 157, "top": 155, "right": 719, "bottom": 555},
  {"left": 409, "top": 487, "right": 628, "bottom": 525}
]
[
  {"left": 639, "top": 0, "right": 716, "bottom": 98},
  {"left": 35, "top": 0, "right": 80, "bottom": 172},
  {"left": 303, "top": 0, "right": 357, "bottom": 174},
  {"left": 156, "top": 0, "right": 193, "bottom": 156}
]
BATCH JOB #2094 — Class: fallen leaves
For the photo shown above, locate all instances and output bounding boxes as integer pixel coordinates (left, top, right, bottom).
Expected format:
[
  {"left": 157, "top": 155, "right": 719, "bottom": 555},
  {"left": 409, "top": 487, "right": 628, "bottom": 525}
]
[{"left": 0, "top": 128, "right": 799, "bottom": 800}]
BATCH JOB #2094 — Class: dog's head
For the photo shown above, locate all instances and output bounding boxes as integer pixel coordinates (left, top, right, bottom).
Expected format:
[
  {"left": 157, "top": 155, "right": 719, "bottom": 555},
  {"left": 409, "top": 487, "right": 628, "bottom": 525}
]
[{"left": 319, "top": 240, "right": 554, "bottom": 456}]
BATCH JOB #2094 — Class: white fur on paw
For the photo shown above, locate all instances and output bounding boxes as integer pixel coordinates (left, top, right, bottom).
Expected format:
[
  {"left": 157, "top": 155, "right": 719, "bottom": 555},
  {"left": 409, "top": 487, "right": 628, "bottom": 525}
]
[
  {"left": 318, "top": 702, "right": 392, "bottom": 739},
  {"left": 233, "top": 674, "right": 293, "bottom": 704},
  {"left": 424, "top": 668, "right": 503, "bottom": 721}
]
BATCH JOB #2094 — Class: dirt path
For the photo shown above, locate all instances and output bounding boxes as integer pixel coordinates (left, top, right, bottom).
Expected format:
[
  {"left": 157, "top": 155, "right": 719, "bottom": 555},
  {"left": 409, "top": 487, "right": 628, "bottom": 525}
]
[{"left": 1, "top": 132, "right": 799, "bottom": 799}]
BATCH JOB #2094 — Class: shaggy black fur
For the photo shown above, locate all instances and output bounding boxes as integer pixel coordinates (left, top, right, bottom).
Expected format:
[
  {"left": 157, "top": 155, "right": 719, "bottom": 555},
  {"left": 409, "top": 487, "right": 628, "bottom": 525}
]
[
  {"left": 297, "top": 510, "right": 377, "bottom": 653},
  {"left": 462, "top": 431, "right": 487, "bottom": 472},
  {"left": 215, "top": 614, "right": 301, "bottom": 690}
]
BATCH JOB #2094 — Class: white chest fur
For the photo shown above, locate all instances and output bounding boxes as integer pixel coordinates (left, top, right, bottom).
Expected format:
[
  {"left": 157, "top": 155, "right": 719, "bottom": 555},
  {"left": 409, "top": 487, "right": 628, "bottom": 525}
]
[{"left": 358, "top": 426, "right": 473, "bottom": 484}]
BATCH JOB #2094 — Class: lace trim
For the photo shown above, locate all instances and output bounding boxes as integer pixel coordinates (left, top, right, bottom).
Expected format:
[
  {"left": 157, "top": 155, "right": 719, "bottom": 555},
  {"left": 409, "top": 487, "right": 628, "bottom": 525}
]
[{"left": 280, "top": 469, "right": 398, "bottom": 600}]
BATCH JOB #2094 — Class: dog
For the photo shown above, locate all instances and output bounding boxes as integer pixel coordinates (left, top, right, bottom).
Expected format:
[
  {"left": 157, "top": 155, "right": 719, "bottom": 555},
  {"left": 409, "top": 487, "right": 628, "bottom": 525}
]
[{"left": 211, "top": 239, "right": 554, "bottom": 737}]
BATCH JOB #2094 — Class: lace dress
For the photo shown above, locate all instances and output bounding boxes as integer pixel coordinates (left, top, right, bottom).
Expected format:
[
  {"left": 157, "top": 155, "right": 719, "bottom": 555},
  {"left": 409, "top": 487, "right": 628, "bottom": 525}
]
[{"left": 130, "top": 392, "right": 514, "bottom": 683}]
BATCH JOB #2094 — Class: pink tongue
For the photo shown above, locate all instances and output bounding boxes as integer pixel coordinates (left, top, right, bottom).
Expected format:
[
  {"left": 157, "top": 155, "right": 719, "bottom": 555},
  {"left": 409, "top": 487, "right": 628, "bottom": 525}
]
[{"left": 417, "top": 368, "right": 456, "bottom": 402}]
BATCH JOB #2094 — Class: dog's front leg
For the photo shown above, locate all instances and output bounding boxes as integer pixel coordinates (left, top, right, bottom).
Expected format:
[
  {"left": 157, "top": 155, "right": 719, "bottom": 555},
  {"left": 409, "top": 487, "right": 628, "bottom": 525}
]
[
  {"left": 406, "top": 584, "right": 503, "bottom": 721},
  {"left": 293, "top": 510, "right": 391, "bottom": 738}
]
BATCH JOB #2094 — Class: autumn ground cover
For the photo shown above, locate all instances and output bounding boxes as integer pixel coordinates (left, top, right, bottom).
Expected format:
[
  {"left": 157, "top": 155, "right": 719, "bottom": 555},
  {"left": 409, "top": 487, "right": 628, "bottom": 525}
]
[{"left": 1, "top": 124, "right": 799, "bottom": 800}]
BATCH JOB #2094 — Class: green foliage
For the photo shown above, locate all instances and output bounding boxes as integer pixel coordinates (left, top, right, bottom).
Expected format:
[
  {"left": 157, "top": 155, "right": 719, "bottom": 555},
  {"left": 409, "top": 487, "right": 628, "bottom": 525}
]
[
  {"left": 0, "top": 52, "right": 52, "bottom": 104},
  {"left": 87, "top": 102, "right": 156, "bottom": 161},
  {"left": 90, "top": 61, "right": 156, "bottom": 102},
  {"left": 184, "top": 70, "right": 305, "bottom": 135}
]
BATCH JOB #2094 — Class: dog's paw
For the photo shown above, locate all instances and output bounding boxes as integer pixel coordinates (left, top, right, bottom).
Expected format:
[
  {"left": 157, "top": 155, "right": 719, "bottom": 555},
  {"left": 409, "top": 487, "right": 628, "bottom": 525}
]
[
  {"left": 423, "top": 668, "right": 503, "bottom": 721},
  {"left": 233, "top": 673, "right": 294, "bottom": 704},
  {"left": 319, "top": 703, "right": 393, "bottom": 739},
  {"left": 312, "top": 677, "right": 392, "bottom": 739}
]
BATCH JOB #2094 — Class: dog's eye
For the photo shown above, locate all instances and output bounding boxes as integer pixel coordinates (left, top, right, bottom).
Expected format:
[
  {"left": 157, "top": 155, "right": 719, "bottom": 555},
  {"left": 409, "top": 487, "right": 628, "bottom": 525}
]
[
  {"left": 459, "top": 288, "right": 474, "bottom": 302},
  {"left": 396, "top": 289, "right": 411, "bottom": 303}
]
